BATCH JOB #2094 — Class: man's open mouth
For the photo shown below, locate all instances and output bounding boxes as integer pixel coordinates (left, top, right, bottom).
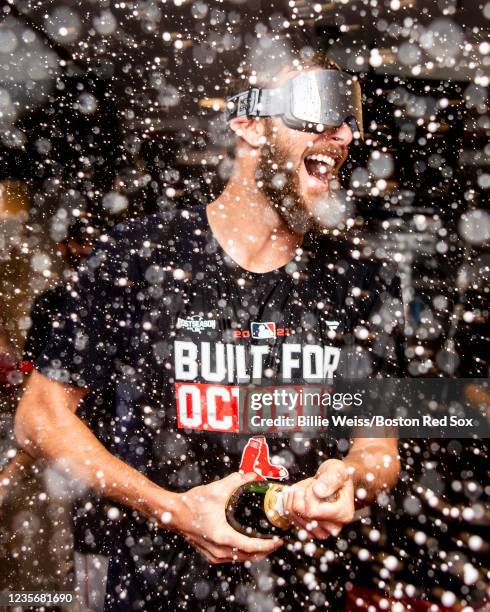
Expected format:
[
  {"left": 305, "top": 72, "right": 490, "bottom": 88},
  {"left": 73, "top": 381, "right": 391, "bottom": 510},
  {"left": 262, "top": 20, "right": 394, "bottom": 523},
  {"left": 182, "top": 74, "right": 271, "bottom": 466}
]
[{"left": 303, "top": 153, "right": 336, "bottom": 185}]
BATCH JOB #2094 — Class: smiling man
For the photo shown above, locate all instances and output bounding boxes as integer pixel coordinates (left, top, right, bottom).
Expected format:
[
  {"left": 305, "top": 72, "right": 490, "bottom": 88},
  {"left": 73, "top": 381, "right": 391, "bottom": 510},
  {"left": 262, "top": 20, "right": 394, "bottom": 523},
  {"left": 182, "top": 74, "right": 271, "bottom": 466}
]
[{"left": 15, "top": 40, "right": 404, "bottom": 611}]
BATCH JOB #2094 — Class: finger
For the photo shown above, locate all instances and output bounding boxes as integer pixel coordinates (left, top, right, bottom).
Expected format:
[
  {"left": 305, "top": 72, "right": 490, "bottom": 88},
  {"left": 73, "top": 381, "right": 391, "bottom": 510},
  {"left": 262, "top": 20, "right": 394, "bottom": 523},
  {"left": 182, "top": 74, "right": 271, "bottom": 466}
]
[
  {"left": 313, "top": 472, "right": 346, "bottom": 500},
  {"left": 288, "top": 501, "right": 318, "bottom": 533},
  {"left": 290, "top": 485, "right": 307, "bottom": 520},
  {"left": 289, "top": 490, "right": 313, "bottom": 531},
  {"left": 302, "top": 482, "right": 347, "bottom": 523},
  {"left": 231, "top": 548, "right": 271, "bottom": 564},
  {"left": 192, "top": 539, "right": 237, "bottom": 563},
  {"left": 300, "top": 518, "right": 331, "bottom": 540},
  {"left": 291, "top": 518, "right": 329, "bottom": 540},
  {"left": 312, "top": 479, "right": 337, "bottom": 499},
  {"left": 199, "top": 551, "right": 219, "bottom": 563},
  {"left": 304, "top": 482, "right": 322, "bottom": 513},
  {"left": 192, "top": 543, "right": 224, "bottom": 564},
  {"left": 195, "top": 538, "right": 275, "bottom": 564},
  {"left": 223, "top": 471, "right": 258, "bottom": 488},
  {"left": 218, "top": 471, "right": 260, "bottom": 501},
  {"left": 200, "top": 551, "right": 224, "bottom": 563},
  {"left": 223, "top": 528, "right": 284, "bottom": 554},
  {"left": 248, "top": 552, "right": 271, "bottom": 563},
  {"left": 317, "top": 520, "right": 343, "bottom": 537},
  {"left": 311, "top": 527, "right": 330, "bottom": 540},
  {"left": 215, "top": 520, "right": 283, "bottom": 553},
  {"left": 307, "top": 498, "right": 345, "bottom": 522},
  {"left": 290, "top": 514, "right": 309, "bottom": 531},
  {"left": 282, "top": 484, "right": 295, "bottom": 518},
  {"left": 305, "top": 522, "right": 331, "bottom": 540}
]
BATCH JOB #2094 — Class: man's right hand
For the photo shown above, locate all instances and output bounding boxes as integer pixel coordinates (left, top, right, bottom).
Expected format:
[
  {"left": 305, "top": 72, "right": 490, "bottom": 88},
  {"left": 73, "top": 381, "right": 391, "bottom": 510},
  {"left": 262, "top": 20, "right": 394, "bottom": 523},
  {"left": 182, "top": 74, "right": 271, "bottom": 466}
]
[
  {"left": 16, "top": 374, "right": 282, "bottom": 565},
  {"left": 170, "top": 472, "right": 284, "bottom": 564}
]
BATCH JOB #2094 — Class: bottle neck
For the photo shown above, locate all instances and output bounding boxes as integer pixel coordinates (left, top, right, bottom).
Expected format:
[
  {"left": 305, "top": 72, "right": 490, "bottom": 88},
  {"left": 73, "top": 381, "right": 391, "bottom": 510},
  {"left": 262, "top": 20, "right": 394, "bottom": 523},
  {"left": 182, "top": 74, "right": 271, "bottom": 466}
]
[{"left": 264, "top": 484, "right": 290, "bottom": 529}]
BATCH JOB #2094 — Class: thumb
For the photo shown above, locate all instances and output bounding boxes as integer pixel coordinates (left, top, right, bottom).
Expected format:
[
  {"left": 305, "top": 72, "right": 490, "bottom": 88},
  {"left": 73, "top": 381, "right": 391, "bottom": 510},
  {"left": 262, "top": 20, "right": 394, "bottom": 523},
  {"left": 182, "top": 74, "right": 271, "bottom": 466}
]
[
  {"left": 313, "top": 468, "right": 347, "bottom": 499},
  {"left": 240, "top": 471, "right": 260, "bottom": 483},
  {"left": 224, "top": 471, "right": 259, "bottom": 489}
]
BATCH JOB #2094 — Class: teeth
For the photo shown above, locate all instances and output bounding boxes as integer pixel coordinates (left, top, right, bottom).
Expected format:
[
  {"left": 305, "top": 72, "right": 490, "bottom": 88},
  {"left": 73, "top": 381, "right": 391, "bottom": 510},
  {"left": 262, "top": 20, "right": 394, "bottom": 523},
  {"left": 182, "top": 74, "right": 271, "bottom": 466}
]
[{"left": 307, "top": 153, "right": 336, "bottom": 167}]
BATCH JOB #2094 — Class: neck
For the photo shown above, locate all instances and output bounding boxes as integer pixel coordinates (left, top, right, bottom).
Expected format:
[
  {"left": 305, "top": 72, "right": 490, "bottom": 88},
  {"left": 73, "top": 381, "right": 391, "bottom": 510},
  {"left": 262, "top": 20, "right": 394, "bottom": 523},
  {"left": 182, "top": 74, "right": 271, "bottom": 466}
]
[{"left": 207, "top": 166, "right": 304, "bottom": 274}]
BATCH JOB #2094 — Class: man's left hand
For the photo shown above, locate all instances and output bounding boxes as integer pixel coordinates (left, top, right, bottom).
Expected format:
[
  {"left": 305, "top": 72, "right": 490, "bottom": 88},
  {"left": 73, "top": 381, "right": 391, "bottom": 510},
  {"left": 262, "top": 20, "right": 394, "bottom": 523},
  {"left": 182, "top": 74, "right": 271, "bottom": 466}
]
[{"left": 283, "top": 459, "right": 355, "bottom": 540}]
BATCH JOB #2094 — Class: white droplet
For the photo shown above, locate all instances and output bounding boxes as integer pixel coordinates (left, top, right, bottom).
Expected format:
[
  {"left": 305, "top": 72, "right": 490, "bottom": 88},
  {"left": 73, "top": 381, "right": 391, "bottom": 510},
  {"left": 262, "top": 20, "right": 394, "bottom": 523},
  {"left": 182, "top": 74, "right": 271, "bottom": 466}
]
[
  {"left": 46, "top": 7, "right": 82, "bottom": 44},
  {"left": 161, "top": 511, "right": 172, "bottom": 524},
  {"left": 468, "top": 535, "right": 482, "bottom": 551},
  {"left": 107, "top": 507, "right": 120, "bottom": 520},
  {"left": 93, "top": 10, "right": 117, "bottom": 35},
  {"left": 102, "top": 191, "right": 128, "bottom": 215},
  {"left": 420, "top": 18, "right": 464, "bottom": 62},
  {"left": 0, "top": 29, "right": 18, "bottom": 53},
  {"left": 368, "top": 151, "right": 394, "bottom": 178},
  {"left": 441, "top": 591, "right": 456, "bottom": 607},
  {"left": 458, "top": 209, "right": 490, "bottom": 245},
  {"left": 31, "top": 253, "right": 51, "bottom": 273},
  {"left": 77, "top": 92, "right": 98, "bottom": 115},
  {"left": 383, "top": 555, "right": 399, "bottom": 571}
]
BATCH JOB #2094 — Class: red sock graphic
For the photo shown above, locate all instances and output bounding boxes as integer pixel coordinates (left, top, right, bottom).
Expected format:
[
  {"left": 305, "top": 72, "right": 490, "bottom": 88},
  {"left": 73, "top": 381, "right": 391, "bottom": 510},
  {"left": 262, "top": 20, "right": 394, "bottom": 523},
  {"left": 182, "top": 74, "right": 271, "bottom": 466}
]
[
  {"left": 239, "top": 437, "right": 264, "bottom": 479},
  {"left": 254, "top": 436, "right": 289, "bottom": 480},
  {"left": 239, "top": 436, "right": 289, "bottom": 481}
]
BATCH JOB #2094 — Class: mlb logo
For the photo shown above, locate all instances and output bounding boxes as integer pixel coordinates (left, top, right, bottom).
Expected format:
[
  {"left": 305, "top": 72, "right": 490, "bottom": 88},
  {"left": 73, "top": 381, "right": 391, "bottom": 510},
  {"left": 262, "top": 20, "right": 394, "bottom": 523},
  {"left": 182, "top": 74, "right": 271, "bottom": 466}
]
[{"left": 251, "top": 322, "right": 276, "bottom": 339}]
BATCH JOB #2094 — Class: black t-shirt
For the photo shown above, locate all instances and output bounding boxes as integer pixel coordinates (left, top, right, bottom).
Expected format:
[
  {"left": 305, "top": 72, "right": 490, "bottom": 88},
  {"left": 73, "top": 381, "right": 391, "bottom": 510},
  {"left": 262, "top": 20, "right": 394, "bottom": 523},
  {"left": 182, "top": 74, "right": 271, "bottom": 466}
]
[
  {"left": 35, "top": 205, "right": 405, "bottom": 607},
  {"left": 36, "top": 205, "right": 404, "bottom": 488},
  {"left": 23, "top": 286, "right": 66, "bottom": 364}
]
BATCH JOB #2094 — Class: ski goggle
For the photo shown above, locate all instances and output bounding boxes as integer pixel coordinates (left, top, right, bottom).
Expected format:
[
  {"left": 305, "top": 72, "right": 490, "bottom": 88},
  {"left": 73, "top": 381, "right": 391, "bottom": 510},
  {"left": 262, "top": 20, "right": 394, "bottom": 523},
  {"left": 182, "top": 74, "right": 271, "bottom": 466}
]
[{"left": 226, "top": 69, "right": 364, "bottom": 139}]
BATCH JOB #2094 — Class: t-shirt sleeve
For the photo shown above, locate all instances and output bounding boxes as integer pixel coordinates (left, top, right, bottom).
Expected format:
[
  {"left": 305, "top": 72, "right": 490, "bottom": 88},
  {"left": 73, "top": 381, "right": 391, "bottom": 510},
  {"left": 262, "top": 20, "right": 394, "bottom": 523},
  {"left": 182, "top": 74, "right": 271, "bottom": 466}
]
[
  {"left": 35, "top": 231, "right": 138, "bottom": 390},
  {"left": 23, "top": 289, "right": 60, "bottom": 363}
]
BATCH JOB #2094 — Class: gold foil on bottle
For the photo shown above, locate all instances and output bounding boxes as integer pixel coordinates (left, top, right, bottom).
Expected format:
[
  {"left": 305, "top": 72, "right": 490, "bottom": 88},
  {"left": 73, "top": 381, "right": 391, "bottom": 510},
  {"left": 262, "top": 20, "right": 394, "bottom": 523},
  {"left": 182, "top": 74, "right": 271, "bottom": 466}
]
[{"left": 263, "top": 484, "right": 290, "bottom": 530}]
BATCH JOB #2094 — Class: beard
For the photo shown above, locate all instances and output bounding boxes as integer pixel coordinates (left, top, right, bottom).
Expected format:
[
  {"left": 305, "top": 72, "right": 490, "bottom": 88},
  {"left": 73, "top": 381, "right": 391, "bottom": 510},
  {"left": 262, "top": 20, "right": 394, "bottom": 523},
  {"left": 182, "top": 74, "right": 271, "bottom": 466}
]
[{"left": 255, "top": 124, "right": 324, "bottom": 235}]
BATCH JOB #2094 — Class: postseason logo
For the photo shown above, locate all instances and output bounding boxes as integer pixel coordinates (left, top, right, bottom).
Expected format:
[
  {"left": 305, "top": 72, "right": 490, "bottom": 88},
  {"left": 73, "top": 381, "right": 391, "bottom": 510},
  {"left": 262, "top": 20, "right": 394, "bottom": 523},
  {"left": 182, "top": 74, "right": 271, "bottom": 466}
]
[
  {"left": 177, "top": 315, "right": 217, "bottom": 333},
  {"left": 251, "top": 322, "right": 276, "bottom": 339}
]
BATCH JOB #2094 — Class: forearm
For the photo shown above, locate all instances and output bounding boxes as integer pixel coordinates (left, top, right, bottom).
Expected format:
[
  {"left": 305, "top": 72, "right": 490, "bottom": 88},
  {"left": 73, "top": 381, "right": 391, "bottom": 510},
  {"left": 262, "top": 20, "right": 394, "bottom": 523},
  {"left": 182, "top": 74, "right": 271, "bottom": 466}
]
[
  {"left": 343, "top": 439, "right": 400, "bottom": 507},
  {"left": 16, "top": 400, "right": 181, "bottom": 524}
]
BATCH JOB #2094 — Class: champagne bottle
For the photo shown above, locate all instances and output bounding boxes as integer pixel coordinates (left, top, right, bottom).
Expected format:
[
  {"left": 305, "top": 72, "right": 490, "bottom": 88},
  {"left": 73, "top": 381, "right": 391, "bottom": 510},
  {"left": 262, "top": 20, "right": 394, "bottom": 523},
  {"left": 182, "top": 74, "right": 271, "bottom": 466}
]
[
  {"left": 226, "top": 482, "right": 291, "bottom": 539},
  {"left": 226, "top": 481, "right": 341, "bottom": 539}
]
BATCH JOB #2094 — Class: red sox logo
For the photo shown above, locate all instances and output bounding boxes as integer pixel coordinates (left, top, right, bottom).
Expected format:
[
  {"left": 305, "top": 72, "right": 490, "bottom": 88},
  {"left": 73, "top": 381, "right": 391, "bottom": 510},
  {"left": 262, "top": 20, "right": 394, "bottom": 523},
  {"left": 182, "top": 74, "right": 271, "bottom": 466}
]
[{"left": 239, "top": 436, "right": 289, "bottom": 481}]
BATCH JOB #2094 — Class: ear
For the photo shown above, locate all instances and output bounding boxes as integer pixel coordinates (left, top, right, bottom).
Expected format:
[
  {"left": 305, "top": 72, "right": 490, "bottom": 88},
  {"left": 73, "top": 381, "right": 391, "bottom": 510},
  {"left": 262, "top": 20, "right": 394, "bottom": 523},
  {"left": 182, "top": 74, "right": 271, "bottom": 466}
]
[{"left": 229, "top": 116, "right": 267, "bottom": 148}]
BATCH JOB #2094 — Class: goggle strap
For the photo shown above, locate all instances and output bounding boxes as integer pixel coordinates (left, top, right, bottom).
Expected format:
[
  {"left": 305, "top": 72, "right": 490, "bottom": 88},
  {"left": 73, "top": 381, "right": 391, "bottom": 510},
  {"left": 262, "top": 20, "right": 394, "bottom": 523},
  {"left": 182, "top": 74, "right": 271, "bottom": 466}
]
[
  {"left": 227, "top": 88, "right": 262, "bottom": 120},
  {"left": 226, "top": 88, "right": 283, "bottom": 120}
]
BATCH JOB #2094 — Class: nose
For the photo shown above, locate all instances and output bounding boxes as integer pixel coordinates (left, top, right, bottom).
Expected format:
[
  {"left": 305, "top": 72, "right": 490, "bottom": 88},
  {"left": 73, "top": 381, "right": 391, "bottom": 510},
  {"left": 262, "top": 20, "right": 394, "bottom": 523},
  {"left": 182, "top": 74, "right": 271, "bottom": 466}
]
[
  {"left": 332, "top": 123, "right": 354, "bottom": 147},
  {"left": 328, "top": 122, "right": 353, "bottom": 146}
]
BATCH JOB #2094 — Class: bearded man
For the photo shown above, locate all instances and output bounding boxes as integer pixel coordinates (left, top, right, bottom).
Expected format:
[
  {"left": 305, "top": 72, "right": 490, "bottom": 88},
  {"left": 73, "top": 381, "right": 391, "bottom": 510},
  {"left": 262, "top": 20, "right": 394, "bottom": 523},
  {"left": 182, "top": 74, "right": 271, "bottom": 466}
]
[{"left": 15, "top": 40, "right": 404, "bottom": 610}]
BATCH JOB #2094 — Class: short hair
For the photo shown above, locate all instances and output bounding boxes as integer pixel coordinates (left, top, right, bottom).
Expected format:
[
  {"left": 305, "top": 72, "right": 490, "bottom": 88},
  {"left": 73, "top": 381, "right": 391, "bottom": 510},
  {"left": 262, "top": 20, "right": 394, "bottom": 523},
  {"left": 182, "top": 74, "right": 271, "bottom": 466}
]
[{"left": 225, "top": 34, "right": 340, "bottom": 99}]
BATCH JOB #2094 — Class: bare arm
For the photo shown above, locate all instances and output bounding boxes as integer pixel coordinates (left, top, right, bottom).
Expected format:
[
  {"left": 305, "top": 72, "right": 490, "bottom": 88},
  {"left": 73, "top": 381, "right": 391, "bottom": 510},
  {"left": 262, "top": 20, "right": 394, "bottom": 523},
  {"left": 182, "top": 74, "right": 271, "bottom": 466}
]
[
  {"left": 14, "top": 370, "right": 180, "bottom": 520},
  {"left": 342, "top": 436, "right": 400, "bottom": 505},
  {"left": 14, "top": 370, "right": 281, "bottom": 563},
  {"left": 285, "top": 437, "right": 400, "bottom": 539}
]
